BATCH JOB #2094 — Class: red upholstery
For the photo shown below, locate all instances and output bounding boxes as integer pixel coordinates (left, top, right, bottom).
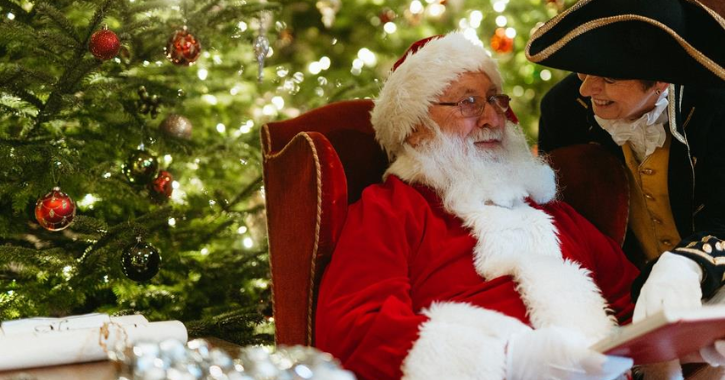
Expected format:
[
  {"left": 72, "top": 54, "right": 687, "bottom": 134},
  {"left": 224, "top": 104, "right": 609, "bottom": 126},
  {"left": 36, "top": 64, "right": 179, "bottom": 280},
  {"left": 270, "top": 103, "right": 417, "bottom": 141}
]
[
  {"left": 262, "top": 100, "right": 629, "bottom": 347},
  {"left": 546, "top": 144, "right": 629, "bottom": 246},
  {"left": 261, "top": 99, "right": 388, "bottom": 346}
]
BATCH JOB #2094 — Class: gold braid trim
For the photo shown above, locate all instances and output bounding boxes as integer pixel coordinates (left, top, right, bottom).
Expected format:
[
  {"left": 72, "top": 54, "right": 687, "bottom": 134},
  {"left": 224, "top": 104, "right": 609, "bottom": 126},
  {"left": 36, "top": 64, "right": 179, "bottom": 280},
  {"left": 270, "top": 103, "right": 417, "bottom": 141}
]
[
  {"left": 674, "top": 247, "right": 725, "bottom": 266},
  {"left": 682, "top": 107, "right": 696, "bottom": 130},
  {"left": 303, "top": 133, "right": 323, "bottom": 346},
  {"left": 685, "top": 0, "right": 725, "bottom": 29},
  {"left": 576, "top": 98, "right": 589, "bottom": 109},
  {"left": 261, "top": 130, "right": 324, "bottom": 345},
  {"left": 525, "top": 0, "right": 595, "bottom": 47},
  {"left": 674, "top": 247, "right": 715, "bottom": 264},
  {"left": 526, "top": 15, "right": 725, "bottom": 82}
]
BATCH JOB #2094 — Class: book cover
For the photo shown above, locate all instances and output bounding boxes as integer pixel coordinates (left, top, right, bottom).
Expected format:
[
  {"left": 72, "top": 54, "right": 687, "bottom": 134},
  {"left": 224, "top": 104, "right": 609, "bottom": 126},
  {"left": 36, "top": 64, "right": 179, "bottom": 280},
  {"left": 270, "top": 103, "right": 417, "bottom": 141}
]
[{"left": 592, "top": 305, "right": 725, "bottom": 365}]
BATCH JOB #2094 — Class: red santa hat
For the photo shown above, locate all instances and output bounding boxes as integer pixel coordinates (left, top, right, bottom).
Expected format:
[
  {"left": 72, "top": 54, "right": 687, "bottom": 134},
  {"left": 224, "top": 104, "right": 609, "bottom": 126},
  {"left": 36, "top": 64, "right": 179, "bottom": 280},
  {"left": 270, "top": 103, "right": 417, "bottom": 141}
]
[{"left": 370, "top": 32, "right": 504, "bottom": 159}]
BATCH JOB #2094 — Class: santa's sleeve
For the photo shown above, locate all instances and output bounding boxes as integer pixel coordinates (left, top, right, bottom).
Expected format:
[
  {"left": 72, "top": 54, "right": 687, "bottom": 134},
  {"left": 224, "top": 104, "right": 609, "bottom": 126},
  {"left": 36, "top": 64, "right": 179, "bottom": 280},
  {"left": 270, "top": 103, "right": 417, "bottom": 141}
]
[
  {"left": 554, "top": 201, "right": 639, "bottom": 325},
  {"left": 315, "top": 183, "right": 530, "bottom": 380}
]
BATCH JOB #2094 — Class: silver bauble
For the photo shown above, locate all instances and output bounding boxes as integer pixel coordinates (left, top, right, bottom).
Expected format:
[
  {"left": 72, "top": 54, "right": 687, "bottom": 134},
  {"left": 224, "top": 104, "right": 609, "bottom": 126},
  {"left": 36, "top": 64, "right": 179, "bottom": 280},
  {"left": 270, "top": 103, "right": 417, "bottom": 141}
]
[{"left": 160, "top": 114, "right": 193, "bottom": 140}]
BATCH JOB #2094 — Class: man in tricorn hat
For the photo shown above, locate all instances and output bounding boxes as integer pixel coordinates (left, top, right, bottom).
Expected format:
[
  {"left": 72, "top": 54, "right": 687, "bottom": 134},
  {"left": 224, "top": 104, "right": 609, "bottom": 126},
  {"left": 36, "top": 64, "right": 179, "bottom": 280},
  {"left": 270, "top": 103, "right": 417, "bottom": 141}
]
[
  {"left": 527, "top": 0, "right": 725, "bottom": 378},
  {"left": 315, "top": 31, "right": 640, "bottom": 380}
]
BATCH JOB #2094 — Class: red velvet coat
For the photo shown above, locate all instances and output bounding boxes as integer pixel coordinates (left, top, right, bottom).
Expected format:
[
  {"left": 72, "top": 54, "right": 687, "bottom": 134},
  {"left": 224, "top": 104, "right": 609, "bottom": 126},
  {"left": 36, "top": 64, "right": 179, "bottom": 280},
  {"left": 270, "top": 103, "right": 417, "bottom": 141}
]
[{"left": 315, "top": 176, "right": 639, "bottom": 380}]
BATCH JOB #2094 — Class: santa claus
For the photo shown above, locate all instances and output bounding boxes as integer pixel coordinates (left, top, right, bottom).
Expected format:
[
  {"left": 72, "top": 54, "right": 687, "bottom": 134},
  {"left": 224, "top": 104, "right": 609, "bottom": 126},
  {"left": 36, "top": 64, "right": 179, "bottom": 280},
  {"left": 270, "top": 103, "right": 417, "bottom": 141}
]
[{"left": 314, "top": 32, "right": 638, "bottom": 380}]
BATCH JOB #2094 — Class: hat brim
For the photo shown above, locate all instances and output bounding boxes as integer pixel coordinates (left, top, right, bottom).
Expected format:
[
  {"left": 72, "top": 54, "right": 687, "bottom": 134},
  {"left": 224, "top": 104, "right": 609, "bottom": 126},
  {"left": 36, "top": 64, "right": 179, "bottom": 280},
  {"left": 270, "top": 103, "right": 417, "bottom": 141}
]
[{"left": 526, "top": 0, "right": 725, "bottom": 87}]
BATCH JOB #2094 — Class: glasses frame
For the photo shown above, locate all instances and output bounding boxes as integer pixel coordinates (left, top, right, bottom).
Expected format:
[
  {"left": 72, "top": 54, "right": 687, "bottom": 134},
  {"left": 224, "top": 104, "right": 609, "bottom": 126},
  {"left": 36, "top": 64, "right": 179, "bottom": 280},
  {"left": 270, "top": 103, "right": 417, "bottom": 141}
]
[{"left": 434, "top": 94, "right": 511, "bottom": 118}]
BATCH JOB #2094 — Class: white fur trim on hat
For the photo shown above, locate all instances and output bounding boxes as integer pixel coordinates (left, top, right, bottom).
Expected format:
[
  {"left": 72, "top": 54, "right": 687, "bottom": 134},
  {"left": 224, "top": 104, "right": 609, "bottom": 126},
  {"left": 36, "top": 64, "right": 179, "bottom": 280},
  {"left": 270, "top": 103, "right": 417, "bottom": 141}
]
[
  {"left": 371, "top": 32, "right": 502, "bottom": 159},
  {"left": 401, "top": 302, "right": 530, "bottom": 380}
]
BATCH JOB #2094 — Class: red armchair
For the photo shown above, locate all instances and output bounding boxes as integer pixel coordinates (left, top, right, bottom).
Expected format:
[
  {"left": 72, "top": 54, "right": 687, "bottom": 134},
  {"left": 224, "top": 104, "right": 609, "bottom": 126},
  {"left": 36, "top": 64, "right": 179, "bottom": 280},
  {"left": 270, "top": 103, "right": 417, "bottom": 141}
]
[
  {"left": 261, "top": 99, "right": 388, "bottom": 346},
  {"left": 545, "top": 143, "right": 629, "bottom": 246},
  {"left": 261, "top": 99, "right": 630, "bottom": 347}
]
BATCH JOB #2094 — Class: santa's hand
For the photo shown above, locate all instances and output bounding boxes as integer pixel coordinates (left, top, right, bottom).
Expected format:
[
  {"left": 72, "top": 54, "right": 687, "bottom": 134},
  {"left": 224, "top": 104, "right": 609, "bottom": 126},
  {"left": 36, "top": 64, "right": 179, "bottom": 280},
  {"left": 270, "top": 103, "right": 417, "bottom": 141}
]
[
  {"left": 506, "top": 326, "right": 633, "bottom": 380},
  {"left": 699, "top": 340, "right": 725, "bottom": 367},
  {"left": 633, "top": 252, "right": 703, "bottom": 323}
]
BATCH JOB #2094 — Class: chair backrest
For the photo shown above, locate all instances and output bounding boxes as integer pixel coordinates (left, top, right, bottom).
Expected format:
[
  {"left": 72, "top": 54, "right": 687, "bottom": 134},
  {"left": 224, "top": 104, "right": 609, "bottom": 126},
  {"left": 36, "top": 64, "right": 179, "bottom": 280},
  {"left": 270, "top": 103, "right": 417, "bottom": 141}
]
[
  {"left": 262, "top": 100, "right": 629, "bottom": 347},
  {"left": 546, "top": 143, "right": 630, "bottom": 245},
  {"left": 261, "top": 99, "right": 388, "bottom": 346}
]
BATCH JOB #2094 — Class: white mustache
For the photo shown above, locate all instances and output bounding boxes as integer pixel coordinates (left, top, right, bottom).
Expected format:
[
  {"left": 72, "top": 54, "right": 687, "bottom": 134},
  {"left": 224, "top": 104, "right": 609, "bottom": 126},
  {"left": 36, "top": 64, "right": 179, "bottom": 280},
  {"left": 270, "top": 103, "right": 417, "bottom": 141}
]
[{"left": 470, "top": 127, "right": 503, "bottom": 143}]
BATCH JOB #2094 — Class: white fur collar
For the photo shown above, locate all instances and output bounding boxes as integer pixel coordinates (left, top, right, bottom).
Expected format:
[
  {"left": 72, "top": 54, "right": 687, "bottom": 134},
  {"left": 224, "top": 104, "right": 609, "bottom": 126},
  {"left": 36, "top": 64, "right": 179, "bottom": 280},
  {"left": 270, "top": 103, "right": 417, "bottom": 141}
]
[{"left": 464, "top": 202, "right": 617, "bottom": 342}]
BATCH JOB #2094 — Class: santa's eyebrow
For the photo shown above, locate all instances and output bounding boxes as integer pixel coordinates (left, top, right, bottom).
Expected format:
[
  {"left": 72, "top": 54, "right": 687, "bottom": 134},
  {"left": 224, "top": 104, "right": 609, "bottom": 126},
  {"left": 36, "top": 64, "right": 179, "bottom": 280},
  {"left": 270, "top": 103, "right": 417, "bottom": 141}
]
[
  {"left": 457, "top": 86, "right": 498, "bottom": 97},
  {"left": 452, "top": 88, "right": 480, "bottom": 98}
]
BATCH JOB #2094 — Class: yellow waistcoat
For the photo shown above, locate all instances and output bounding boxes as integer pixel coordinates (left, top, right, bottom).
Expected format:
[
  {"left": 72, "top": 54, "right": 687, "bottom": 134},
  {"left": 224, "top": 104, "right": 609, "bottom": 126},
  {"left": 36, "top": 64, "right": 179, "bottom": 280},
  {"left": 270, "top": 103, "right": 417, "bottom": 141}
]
[{"left": 622, "top": 133, "right": 681, "bottom": 262}]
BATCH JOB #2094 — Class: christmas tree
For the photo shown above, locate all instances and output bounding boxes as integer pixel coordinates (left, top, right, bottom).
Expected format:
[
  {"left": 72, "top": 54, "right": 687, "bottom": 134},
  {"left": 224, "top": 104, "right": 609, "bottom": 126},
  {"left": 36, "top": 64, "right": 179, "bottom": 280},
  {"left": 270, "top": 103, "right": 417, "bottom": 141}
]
[{"left": 0, "top": 0, "right": 572, "bottom": 345}]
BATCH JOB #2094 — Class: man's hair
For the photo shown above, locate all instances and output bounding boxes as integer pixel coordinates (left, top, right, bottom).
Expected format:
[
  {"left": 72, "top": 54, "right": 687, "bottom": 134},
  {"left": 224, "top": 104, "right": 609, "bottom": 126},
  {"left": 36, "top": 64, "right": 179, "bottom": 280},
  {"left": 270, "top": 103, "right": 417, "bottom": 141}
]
[
  {"left": 370, "top": 32, "right": 503, "bottom": 160},
  {"left": 639, "top": 80, "right": 657, "bottom": 90}
]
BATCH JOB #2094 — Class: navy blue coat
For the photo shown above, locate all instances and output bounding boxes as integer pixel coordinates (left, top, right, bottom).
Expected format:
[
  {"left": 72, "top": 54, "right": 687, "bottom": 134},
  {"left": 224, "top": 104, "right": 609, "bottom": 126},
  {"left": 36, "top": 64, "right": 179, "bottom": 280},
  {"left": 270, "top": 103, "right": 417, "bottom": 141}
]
[{"left": 538, "top": 73, "right": 725, "bottom": 296}]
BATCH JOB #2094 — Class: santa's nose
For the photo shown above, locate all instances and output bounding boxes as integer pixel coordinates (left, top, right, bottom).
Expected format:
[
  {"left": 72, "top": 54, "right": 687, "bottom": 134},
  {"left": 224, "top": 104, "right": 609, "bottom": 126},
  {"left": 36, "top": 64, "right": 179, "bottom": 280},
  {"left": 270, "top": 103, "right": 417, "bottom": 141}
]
[{"left": 476, "top": 102, "right": 504, "bottom": 130}]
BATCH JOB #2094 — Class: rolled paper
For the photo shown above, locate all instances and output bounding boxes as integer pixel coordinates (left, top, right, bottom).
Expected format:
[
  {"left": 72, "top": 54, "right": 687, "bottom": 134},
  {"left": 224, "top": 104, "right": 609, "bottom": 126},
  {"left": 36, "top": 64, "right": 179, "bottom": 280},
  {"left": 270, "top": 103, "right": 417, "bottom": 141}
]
[
  {"left": 0, "top": 313, "right": 114, "bottom": 336},
  {"left": 0, "top": 319, "right": 186, "bottom": 371}
]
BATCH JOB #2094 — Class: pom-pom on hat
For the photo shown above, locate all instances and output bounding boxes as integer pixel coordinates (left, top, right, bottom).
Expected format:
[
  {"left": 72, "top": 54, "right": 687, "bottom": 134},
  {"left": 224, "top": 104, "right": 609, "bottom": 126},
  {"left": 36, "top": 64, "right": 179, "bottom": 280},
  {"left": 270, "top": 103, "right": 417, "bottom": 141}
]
[{"left": 370, "top": 32, "right": 503, "bottom": 159}]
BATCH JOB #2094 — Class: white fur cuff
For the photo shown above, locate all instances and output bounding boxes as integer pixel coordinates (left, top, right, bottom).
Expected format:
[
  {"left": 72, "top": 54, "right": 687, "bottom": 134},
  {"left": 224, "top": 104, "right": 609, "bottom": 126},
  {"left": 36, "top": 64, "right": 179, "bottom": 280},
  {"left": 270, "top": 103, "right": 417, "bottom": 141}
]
[{"left": 402, "top": 302, "right": 530, "bottom": 380}]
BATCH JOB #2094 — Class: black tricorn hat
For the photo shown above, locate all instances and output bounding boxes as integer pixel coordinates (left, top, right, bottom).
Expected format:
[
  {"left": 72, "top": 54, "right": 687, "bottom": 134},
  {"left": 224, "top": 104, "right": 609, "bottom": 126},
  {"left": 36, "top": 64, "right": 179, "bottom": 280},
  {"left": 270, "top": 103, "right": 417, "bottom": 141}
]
[{"left": 525, "top": 0, "right": 725, "bottom": 87}]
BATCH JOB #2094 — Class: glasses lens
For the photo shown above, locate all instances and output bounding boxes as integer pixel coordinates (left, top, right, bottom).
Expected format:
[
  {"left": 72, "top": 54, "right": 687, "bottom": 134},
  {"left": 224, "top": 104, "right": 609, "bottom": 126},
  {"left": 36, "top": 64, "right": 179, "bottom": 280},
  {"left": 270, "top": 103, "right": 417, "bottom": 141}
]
[
  {"left": 490, "top": 95, "right": 510, "bottom": 112},
  {"left": 459, "top": 96, "right": 483, "bottom": 117}
]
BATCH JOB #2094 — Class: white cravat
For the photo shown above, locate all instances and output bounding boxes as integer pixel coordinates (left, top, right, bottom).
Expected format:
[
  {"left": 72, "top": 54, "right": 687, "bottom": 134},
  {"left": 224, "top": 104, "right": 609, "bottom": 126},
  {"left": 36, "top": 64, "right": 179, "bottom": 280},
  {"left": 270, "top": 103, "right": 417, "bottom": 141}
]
[{"left": 595, "top": 89, "right": 669, "bottom": 162}]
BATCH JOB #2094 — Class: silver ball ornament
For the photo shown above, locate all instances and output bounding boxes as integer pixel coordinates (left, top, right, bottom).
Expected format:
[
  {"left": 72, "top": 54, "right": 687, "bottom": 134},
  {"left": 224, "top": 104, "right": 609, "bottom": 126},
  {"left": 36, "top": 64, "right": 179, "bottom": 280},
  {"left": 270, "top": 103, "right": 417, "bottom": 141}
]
[{"left": 160, "top": 114, "right": 193, "bottom": 140}]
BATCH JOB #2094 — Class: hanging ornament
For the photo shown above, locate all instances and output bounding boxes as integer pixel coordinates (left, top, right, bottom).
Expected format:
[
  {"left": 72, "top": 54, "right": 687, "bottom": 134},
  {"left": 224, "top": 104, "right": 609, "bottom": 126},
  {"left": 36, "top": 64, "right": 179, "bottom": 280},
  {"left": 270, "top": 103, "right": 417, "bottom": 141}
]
[
  {"left": 277, "top": 28, "right": 294, "bottom": 48},
  {"left": 403, "top": 9, "right": 423, "bottom": 26},
  {"left": 316, "top": 0, "right": 341, "bottom": 28},
  {"left": 165, "top": 27, "right": 201, "bottom": 66},
  {"left": 253, "top": 32, "right": 270, "bottom": 83},
  {"left": 122, "top": 239, "right": 161, "bottom": 282},
  {"left": 379, "top": 8, "right": 396, "bottom": 24},
  {"left": 118, "top": 45, "right": 132, "bottom": 65},
  {"left": 490, "top": 27, "right": 514, "bottom": 54},
  {"left": 35, "top": 187, "right": 76, "bottom": 231},
  {"left": 89, "top": 25, "right": 121, "bottom": 61},
  {"left": 159, "top": 114, "right": 192, "bottom": 140},
  {"left": 148, "top": 170, "right": 174, "bottom": 202},
  {"left": 123, "top": 149, "right": 159, "bottom": 185},
  {"left": 546, "top": 0, "right": 565, "bottom": 12},
  {"left": 136, "top": 86, "right": 161, "bottom": 119}
]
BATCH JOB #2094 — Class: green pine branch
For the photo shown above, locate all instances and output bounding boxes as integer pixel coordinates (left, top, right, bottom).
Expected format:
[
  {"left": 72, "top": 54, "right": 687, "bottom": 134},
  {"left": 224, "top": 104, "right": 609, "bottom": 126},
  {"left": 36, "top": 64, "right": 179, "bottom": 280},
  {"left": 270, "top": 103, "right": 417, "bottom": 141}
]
[
  {"left": 200, "top": 2, "right": 282, "bottom": 27},
  {"left": 34, "top": 2, "right": 81, "bottom": 44},
  {"left": 124, "top": 0, "right": 170, "bottom": 15},
  {"left": 3, "top": 83, "right": 43, "bottom": 109},
  {"left": 0, "top": 0, "right": 31, "bottom": 23}
]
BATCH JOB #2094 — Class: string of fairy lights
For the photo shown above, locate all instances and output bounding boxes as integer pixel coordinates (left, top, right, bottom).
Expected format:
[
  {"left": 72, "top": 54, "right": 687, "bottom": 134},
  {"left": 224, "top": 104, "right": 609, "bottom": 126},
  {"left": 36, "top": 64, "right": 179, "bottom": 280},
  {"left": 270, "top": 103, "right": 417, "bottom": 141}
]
[{"left": 2, "top": 0, "right": 565, "bottom": 298}]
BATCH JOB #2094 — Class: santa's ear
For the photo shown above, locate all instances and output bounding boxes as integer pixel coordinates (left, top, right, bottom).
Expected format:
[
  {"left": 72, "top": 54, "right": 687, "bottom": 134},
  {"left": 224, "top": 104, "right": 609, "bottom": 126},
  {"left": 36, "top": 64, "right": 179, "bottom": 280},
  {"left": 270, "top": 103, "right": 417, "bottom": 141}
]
[
  {"left": 655, "top": 81, "right": 669, "bottom": 93},
  {"left": 405, "top": 124, "right": 435, "bottom": 147}
]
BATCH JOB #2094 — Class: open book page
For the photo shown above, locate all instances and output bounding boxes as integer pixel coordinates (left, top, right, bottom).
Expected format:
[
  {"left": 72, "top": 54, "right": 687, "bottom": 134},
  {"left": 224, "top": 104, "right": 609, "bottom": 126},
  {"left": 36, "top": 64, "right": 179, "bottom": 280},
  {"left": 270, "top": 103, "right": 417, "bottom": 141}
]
[{"left": 592, "top": 304, "right": 725, "bottom": 365}]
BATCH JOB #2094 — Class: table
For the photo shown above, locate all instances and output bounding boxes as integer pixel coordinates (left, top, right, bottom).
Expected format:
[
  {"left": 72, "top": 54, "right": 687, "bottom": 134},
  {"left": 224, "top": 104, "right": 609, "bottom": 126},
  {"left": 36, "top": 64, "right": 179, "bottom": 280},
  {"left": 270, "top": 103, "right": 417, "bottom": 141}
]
[{"left": 0, "top": 337, "right": 242, "bottom": 380}]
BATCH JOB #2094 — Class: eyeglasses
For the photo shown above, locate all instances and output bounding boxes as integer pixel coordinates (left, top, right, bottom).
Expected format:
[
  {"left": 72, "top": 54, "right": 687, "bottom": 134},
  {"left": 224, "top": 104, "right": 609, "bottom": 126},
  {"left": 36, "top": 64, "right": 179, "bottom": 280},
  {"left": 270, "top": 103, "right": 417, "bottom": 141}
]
[{"left": 434, "top": 95, "right": 511, "bottom": 118}]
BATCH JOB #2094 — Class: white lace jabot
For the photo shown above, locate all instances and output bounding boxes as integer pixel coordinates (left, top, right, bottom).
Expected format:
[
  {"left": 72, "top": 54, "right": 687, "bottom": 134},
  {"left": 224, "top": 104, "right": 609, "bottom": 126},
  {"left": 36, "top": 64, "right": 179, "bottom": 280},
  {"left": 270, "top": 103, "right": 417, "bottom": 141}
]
[{"left": 595, "top": 89, "right": 669, "bottom": 162}]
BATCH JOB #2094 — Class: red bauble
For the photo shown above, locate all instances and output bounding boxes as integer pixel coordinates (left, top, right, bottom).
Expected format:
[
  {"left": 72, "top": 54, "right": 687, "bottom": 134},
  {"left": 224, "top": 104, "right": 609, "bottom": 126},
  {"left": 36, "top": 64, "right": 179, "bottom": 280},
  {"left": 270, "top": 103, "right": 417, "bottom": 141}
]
[
  {"left": 89, "top": 29, "right": 121, "bottom": 60},
  {"left": 546, "top": 0, "right": 565, "bottom": 11},
  {"left": 379, "top": 8, "right": 396, "bottom": 24},
  {"left": 490, "top": 28, "right": 514, "bottom": 54},
  {"left": 165, "top": 28, "right": 201, "bottom": 66},
  {"left": 35, "top": 187, "right": 76, "bottom": 231},
  {"left": 149, "top": 170, "right": 174, "bottom": 201}
]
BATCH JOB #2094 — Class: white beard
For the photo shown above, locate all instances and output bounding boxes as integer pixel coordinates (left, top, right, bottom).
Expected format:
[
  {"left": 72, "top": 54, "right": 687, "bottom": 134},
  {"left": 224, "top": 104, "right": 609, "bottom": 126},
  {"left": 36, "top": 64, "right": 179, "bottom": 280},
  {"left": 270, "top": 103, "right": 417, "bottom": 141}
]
[
  {"left": 386, "top": 122, "right": 617, "bottom": 342},
  {"left": 386, "top": 120, "right": 558, "bottom": 214}
]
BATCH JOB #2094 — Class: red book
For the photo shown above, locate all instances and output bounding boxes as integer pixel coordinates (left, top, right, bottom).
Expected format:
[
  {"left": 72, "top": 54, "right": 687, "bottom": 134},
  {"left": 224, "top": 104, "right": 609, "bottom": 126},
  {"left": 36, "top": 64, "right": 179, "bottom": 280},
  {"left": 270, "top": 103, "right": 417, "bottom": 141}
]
[{"left": 591, "top": 305, "right": 725, "bottom": 364}]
